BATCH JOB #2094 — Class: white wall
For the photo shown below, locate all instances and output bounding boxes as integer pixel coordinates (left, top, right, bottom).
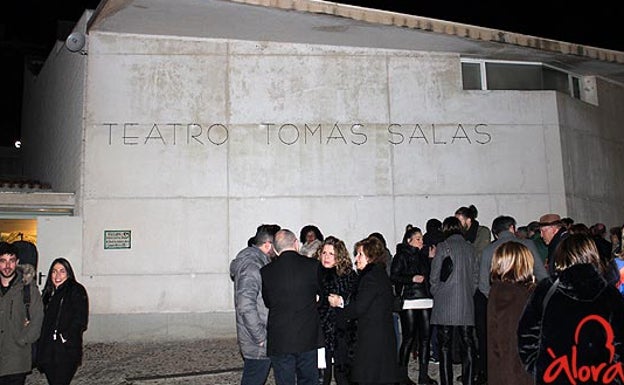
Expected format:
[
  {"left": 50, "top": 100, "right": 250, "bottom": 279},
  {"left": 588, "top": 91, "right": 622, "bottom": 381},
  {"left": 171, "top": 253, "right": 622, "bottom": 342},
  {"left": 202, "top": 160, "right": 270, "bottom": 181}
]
[
  {"left": 71, "top": 32, "right": 576, "bottom": 340},
  {"left": 558, "top": 77, "right": 624, "bottom": 228},
  {"left": 21, "top": 14, "right": 89, "bottom": 198}
]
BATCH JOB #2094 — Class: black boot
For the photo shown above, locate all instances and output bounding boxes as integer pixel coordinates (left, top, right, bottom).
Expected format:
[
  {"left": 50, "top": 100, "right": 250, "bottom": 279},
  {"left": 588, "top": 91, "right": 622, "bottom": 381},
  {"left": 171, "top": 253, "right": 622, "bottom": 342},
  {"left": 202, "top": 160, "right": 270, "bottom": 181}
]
[
  {"left": 438, "top": 326, "right": 454, "bottom": 385},
  {"left": 417, "top": 347, "right": 438, "bottom": 385}
]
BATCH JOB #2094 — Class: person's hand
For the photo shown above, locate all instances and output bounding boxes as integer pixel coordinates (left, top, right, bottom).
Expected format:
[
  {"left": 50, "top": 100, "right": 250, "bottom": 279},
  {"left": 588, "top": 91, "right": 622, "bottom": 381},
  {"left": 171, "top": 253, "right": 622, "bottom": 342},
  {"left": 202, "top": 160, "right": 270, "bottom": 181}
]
[
  {"left": 413, "top": 274, "right": 425, "bottom": 283},
  {"left": 428, "top": 245, "right": 436, "bottom": 258},
  {"left": 328, "top": 294, "right": 344, "bottom": 308}
]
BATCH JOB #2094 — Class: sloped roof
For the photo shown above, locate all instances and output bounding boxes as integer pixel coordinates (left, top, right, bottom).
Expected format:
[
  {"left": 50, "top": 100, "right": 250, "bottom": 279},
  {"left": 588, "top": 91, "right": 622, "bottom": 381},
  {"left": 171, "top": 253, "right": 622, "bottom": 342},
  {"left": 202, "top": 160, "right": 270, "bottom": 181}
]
[{"left": 88, "top": 0, "right": 624, "bottom": 84}]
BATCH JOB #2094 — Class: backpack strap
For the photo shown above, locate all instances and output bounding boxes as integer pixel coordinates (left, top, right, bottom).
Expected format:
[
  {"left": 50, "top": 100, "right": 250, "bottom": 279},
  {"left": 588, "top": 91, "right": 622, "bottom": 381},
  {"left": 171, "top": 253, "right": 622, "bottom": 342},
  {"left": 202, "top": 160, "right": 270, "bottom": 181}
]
[
  {"left": 542, "top": 278, "right": 560, "bottom": 314},
  {"left": 23, "top": 284, "right": 31, "bottom": 323}
]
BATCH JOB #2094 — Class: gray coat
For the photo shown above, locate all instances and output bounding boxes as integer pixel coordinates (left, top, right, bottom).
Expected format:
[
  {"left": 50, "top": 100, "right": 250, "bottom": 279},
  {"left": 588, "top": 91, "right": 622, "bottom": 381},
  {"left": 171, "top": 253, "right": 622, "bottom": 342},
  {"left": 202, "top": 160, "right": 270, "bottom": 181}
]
[
  {"left": 230, "top": 246, "right": 270, "bottom": 359},
  {"left": 478, "top": 231, "right": 549, "bottom": 297},
  {"left": 430, "top": 234, "right": 479, "bottom": 326},
  {"left": 0, "top": 264, "right": 43, "bottom": 376}
]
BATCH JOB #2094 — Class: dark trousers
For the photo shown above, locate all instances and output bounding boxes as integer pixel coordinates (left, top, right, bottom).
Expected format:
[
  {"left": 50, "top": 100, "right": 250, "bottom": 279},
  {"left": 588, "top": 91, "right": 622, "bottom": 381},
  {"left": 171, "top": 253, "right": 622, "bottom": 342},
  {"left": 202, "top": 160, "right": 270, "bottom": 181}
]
[
  {"left": 270, "top": 349, "right": 318, "bottom": 385},
  {"left": 242, "top": 357, "right": 271, "bottom": 385},
  {"left": 438, "top": 325, "right": 475, "bottom": 385},
  {"left": 399, "top": 308, "right": 433, "bottom": 382},
  {"left": 321, "top": 349, "right": 349, "bottom": 385},
  {"left": 43, "top": 362, "right": 79, "bottom": 385},
  {"left": 474, "top": 290, "right": 488, "bottom": 381},
  {"left": 0, "top": 373, "right": 27, "bottom": 385}
]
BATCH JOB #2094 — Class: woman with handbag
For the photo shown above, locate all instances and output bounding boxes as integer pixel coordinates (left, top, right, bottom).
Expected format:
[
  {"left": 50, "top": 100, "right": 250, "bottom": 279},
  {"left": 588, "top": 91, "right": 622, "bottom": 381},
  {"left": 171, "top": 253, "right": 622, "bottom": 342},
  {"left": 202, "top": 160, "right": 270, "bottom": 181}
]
[
  {"left": 430, "top": 217, "right": 479, "bottom": 385},
  {"left": 37, "top": 258, "right": 89, "bottom": 385},
  {"left": 391, "top": 225, "right": 437, "bottom": 385}
]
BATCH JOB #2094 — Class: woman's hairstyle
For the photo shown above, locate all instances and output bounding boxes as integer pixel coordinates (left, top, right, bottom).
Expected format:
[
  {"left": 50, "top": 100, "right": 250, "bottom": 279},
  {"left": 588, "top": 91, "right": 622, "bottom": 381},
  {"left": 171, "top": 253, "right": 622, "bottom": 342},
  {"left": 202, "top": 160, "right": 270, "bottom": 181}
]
[
  {"left": 490, "top": 241, "right": 535, "bottom": 285},
  {"left": 314, "top": 236, "right": 353, "bottom": 276},
  {"left": 355, "top": 236, "right": 387, "bottom": 266},
  {"left": 368, "top": 232, "right": 387, "bottom": 249},
  {"left": 299, "top": 225, "right": 324, "bottom": 243},
  {"left": 455, "top": 204, "right": 478, "bottom": 220},
  {"left": 42, "top": 257, "right": 77, "bottom": 297},
  {"left": 609, "top": 226, "right": 622, "bottom": 243},
  {"left": 442, "top": 216, "right": 463, "bottom": 238},
  {"left": 402, "top": 224, "right": 423, "bottom": 245},
  {"left": 553, "top": 234, "right": 603, "bottom": 274},
  {"left": 568, "top": 223, "right": 590, "bottom": 235}
]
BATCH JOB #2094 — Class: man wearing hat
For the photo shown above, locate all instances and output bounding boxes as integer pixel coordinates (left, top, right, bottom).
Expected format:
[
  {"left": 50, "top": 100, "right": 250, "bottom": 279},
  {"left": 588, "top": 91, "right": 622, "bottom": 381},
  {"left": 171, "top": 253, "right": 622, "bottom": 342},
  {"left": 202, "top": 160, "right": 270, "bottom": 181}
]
[{"left": 538, "top": 213, "right": 569, "bottom": 273}]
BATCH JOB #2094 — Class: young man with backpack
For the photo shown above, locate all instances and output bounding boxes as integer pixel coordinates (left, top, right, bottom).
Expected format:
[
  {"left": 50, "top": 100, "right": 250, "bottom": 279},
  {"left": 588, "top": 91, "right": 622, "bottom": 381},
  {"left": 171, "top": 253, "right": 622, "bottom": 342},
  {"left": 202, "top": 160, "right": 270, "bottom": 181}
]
[{"left": 0, "top": 242, "right": 43, "bottom": 385}]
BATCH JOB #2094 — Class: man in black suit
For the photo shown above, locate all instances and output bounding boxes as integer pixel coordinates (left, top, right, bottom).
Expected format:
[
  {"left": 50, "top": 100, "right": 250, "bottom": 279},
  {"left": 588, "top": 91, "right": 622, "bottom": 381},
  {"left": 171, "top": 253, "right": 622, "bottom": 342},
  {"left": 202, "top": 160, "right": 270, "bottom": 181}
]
[{"left": 260, "top": 229, "right": 322, "bottom": 385}]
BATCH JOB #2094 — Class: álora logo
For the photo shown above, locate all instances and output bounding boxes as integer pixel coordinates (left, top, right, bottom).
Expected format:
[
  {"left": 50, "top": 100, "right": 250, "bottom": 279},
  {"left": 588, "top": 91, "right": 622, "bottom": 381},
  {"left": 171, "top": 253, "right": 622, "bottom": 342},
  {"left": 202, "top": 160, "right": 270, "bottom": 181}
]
[{"left": 543, "top": 314, "right": 623, "bottom": 384}]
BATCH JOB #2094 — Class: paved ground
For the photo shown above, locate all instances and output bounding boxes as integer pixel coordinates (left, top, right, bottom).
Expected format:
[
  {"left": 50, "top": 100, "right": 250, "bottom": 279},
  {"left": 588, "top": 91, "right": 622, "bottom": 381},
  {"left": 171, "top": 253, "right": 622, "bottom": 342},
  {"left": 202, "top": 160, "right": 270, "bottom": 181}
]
[{"left": 24, "top": 338, "right": 460, "bottom": 384}]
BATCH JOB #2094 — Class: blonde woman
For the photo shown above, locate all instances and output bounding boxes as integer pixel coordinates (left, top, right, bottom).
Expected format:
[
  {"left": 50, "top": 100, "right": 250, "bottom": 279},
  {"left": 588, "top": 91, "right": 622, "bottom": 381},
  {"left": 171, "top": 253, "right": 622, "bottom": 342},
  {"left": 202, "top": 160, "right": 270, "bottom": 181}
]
[{"left": 487, "top": 242, "right": 535, "bottom": 385}]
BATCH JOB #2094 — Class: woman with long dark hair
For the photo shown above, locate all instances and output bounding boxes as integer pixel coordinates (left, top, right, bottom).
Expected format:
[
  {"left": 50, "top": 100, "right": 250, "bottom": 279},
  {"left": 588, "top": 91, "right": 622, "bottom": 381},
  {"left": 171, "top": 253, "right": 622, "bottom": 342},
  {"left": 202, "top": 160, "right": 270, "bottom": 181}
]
[
  {"left": 37, "top": 258, "right": 89, "bottom": 385},
  {"left": 391, "top": 225, "right": 437, "bottom": 385}
]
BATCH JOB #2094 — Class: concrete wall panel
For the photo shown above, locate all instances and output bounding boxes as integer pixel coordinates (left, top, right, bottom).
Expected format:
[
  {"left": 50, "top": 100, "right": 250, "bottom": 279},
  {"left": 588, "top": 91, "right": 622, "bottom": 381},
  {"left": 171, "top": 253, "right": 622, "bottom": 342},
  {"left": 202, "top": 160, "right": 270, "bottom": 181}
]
[
  {"left": 227, "top": 123, "right": 392, "bottom": 197},
  {"left": 85, "top": 273, "right": 232, "bottom": 314},
  {"left": 228, "top": 196, "right": 396, "bottom": 257},
  {"left": 83, "top": 198, "right": 228, "bottom": 275},
  {"left": 229, "top": 53, "right": 389, "bottom": 123},
  {"left": 83, "top": 125, "right": 229, "bottom": 198},
  {"left": 391, "top": 123, "right": 550, "bottom": 195}
]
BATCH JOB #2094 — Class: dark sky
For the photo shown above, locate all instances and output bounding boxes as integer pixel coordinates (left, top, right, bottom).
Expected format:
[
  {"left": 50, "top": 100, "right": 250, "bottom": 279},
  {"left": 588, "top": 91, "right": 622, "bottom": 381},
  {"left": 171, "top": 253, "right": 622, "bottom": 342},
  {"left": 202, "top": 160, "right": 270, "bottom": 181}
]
[{"left": 1, "top": 1, "right": 622, "bottom": 148}]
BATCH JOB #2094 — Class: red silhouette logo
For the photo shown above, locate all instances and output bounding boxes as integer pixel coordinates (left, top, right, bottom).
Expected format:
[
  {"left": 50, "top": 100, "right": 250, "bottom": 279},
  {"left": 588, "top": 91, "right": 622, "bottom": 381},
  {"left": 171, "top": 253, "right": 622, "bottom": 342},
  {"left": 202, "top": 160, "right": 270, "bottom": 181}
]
[{"left": 543, "top": 314, "right": 624, "bottom": 384}]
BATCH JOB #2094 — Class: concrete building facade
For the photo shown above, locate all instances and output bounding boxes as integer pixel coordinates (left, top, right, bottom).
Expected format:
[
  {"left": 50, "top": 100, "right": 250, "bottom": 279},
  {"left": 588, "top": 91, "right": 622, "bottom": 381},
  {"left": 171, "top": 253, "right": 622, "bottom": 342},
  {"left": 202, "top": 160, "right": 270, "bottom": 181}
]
[{"left": 15, "top": 0, "right": 624, "bottom": 341}]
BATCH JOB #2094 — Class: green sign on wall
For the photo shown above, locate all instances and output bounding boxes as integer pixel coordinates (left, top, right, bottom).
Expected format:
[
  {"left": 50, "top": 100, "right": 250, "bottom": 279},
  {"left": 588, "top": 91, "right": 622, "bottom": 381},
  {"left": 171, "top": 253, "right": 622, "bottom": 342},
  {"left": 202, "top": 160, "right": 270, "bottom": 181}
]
[{"left": 104, "top": 230, "right": 131, "bottom": 249}]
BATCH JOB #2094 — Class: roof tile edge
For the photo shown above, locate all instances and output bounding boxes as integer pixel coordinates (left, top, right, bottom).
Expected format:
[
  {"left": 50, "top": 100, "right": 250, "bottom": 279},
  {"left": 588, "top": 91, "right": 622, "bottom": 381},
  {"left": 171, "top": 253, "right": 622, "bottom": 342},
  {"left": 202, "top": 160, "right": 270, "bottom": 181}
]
[{"left": 228, "top": 0, "right": 624, "bottom": 64}]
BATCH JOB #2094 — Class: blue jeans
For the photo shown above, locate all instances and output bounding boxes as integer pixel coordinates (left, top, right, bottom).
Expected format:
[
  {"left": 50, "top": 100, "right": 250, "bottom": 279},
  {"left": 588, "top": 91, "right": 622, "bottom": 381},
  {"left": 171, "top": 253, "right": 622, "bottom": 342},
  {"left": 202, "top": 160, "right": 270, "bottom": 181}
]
[
  {"left": 270, "top": 349, "right": 318, "bottom": 385},
  {"left": 393, "top": 312, "right": 401, "bottom": 353},
  {"left": 241, "top": 357, "right": 271, "bottom": 385}
]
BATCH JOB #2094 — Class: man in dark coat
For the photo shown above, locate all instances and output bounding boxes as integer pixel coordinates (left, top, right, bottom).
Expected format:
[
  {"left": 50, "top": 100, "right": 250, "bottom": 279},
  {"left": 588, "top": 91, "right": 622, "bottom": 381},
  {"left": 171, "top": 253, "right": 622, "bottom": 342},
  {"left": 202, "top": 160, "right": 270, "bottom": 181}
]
[
  {"left": 261, "top": 229, "right": 322, "bottom": 385},
  {"left": 538, "top": 213, "right": 568, "bottom": 274}
]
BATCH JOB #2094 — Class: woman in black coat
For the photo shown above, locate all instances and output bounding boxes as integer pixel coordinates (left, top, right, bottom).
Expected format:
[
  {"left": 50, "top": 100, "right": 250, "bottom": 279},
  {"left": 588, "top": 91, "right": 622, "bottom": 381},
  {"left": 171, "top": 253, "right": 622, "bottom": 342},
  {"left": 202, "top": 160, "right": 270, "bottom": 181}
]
[
  {"left": 517, "top": 234, "right": 624, "bottom": 385},
  {"left": 391, "top": 225, "right": 437, "bottom": 385},
  {"left": 37, "top": 258, "right": 89, "bottom": 385},
  {"left": 329, "top": 236, "right": 400, "bottom": 385},
  {"left": 316, "top": 236, "right": 358, "bottom": 385}
]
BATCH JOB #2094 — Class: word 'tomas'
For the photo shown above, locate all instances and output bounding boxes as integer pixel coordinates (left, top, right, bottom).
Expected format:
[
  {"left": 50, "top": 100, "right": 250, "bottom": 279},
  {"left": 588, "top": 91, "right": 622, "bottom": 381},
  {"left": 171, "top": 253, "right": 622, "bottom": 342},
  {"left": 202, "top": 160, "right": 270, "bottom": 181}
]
[{"left": 102, "top": 122, "right": 492, "bottom": 146}]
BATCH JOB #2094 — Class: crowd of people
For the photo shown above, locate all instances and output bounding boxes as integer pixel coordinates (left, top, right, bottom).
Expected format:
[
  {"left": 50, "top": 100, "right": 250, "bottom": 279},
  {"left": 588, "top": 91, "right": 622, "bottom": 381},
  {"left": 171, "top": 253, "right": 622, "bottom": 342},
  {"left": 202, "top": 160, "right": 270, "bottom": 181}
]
[
  {"left": 0, "top": 242, "right": 89, "bottom": 385},
  {"left": 230, "top": 207, "right": 624, "bottom": 385}
]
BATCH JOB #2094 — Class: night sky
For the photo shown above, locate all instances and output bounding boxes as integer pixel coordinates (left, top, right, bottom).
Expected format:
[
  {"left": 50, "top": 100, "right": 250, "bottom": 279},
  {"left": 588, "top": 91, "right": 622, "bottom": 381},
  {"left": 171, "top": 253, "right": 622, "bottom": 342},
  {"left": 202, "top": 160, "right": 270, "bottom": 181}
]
[{"left": 1, "top": 0, "right": 621, "bottom": 148}]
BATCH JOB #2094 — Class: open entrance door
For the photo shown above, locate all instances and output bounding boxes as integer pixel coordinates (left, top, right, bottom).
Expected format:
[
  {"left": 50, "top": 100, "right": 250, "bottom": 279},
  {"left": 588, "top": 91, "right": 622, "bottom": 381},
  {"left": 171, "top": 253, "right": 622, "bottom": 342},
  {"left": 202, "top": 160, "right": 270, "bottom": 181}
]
[
  {"left": 36, "top": 216, "right": 83, "bottom": 286},
  {"left": 0, "top": 191, "right": 76, "bottom": 285}
]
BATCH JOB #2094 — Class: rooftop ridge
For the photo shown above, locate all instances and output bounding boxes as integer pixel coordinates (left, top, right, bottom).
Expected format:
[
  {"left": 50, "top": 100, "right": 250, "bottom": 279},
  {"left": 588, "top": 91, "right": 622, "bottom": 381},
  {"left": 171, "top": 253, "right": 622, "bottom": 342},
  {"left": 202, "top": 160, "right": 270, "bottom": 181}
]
[{"left": 229, "top": 0, "right": 624, "bottom": 64}]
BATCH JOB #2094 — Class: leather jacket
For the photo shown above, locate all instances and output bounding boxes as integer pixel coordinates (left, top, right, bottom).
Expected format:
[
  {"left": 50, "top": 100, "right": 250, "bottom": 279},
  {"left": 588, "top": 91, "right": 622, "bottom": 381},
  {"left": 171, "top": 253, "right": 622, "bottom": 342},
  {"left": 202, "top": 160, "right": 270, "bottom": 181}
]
[{"left": 390, "top": 243, "right": 432, "bottom": 300}]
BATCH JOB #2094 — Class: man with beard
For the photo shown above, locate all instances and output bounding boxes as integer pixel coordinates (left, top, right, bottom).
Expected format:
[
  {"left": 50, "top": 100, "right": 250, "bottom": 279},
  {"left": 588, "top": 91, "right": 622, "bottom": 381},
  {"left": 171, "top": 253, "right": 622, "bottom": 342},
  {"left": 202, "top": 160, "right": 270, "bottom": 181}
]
[{"left": 0, "top": 242, "right": 43, "bottom": 385}]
